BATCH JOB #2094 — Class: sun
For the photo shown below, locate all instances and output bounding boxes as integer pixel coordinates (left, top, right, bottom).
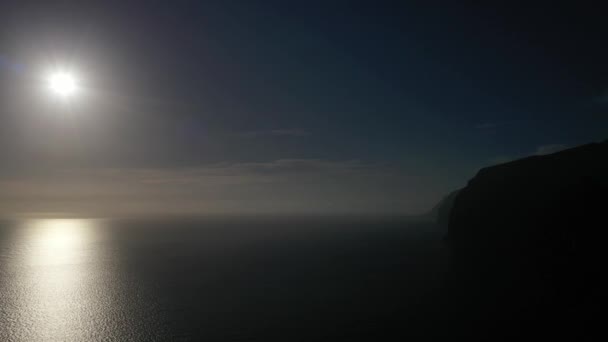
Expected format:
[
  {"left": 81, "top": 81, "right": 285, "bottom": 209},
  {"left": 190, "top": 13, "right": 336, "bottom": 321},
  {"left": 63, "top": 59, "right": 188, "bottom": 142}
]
[{"left": 47, "top": 71, "right": 78, "bottom": 98}]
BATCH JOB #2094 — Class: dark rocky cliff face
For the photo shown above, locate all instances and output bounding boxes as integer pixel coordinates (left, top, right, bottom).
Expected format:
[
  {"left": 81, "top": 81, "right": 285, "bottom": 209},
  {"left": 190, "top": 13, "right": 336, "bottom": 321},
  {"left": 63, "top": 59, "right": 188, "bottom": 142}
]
[
  {"left": 445, "top": 140, "right": 607, "bottom": 337},
  {"left": 427, "top": 189, "right": 460, "bottom": 232},
  {"left": 449, "top": 140, "right": 607, "bottom": 247}
]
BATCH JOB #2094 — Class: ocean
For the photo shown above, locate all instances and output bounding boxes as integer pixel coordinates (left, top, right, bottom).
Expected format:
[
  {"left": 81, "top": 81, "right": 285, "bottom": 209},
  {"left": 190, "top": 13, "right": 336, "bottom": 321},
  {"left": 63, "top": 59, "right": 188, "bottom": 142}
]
[{"left": 0, "top": 217, "right": 448, "bottom": 341}]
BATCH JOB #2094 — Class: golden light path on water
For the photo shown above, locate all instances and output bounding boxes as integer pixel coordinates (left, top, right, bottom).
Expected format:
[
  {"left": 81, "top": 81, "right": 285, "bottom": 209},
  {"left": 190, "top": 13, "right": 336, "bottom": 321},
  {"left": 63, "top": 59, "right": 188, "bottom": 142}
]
[
  {"left": 25, "top": 219, "right": 94, "bottom": 266},
  {"left": 6, "top": 219, "right": 103, "bottom": 341},
  {"left": 0, "top": 218, "right": 171, "bottom": 341},
  {"left": 0, "top": 219, "right": 156, "bottom": 341}
]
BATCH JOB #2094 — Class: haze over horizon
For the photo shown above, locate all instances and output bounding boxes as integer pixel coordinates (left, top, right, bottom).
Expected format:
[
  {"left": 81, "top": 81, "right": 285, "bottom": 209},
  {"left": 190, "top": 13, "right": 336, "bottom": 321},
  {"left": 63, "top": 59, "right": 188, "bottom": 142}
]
[{"left": 1, "top": 1, "right": 607, "bottom": 217}]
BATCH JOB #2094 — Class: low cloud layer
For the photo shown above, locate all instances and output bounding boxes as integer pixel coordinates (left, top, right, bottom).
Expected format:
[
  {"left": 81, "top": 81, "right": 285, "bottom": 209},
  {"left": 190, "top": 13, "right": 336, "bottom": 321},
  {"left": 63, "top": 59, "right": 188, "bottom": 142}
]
[
  {"left": 241, "top": 129, "right": 310, "bottom": 138},
  {"left": 0, "top": 159, "right": 449, "bottom": 217},
  {"left": 534, "top": 144, "right": 568, "bottom": 155},
  {"left": 487, "top": 143, "right": 568, "bottom": 166}
]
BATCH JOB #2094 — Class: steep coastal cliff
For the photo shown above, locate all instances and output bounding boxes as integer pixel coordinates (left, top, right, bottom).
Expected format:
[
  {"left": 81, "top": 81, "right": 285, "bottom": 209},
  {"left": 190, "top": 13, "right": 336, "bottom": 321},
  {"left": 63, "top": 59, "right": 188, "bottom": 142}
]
[{"left": 444, "top": 140, "right": 607, "bottom": 337}]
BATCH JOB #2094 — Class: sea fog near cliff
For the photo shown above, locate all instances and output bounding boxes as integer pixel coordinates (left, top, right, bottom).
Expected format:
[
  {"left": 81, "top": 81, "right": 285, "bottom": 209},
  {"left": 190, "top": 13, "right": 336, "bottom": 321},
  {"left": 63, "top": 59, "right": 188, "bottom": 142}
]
[{"left": 0, "top": 216, "right": 449, "bottom": 341}]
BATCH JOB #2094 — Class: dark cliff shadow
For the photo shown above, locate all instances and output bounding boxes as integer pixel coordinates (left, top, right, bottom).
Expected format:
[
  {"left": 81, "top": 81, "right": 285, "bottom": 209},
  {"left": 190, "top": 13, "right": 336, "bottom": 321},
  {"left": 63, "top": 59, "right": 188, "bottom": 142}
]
[{"left": 443, "top": 140, "right": 607, "bottom": 338}]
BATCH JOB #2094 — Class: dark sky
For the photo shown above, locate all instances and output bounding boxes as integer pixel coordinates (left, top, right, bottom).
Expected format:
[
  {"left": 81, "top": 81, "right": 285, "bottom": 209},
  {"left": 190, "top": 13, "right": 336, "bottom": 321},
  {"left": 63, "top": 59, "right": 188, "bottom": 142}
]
[{"left": 1, "top": 1, "right": 607, "bottom": 216}]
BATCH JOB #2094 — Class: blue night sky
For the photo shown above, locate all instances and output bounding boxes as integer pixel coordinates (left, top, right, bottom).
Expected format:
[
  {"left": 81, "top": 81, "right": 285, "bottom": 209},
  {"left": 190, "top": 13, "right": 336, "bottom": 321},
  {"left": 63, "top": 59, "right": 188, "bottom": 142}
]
[{"left": 1, "top": 1, "right": 606, "bottom": 216}]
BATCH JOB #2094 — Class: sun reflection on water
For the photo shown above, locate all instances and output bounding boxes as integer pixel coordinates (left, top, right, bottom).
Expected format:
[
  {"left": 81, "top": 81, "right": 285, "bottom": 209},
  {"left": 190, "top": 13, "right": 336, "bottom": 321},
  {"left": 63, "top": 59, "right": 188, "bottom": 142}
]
[
  {"left": 24, "top": 219, "right": 96, "bottom": 266},
  {"left": 1, "top": 219, "right": 160, "bottom": 341},
  {"left": 9, "top": 219, "right": 105, "bottom": 341}
]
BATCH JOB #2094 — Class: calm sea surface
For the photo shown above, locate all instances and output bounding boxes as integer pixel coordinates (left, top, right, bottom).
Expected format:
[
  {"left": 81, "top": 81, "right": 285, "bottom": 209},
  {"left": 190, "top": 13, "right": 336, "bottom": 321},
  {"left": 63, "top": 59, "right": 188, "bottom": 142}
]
[{"left": 0, "top": 217, "right": 447, "bottom": 341}]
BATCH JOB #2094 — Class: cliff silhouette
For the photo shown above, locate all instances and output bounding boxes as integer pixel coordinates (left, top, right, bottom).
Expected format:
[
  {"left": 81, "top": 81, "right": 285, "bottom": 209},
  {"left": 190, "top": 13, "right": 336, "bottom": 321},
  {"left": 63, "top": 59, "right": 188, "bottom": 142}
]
[
  {"left": 427, "top": 189, "right": 460, "bottom": 231},
  {"left": 443, "top": 140, "right": 607, "bottom": 338}
]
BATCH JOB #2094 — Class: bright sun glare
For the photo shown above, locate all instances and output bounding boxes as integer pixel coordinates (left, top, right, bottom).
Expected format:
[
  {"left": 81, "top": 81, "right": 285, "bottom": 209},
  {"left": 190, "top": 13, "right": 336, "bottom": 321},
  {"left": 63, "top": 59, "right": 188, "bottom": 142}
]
[{"left": 48, "top": 71, "right": 78, "bottom": 98}]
